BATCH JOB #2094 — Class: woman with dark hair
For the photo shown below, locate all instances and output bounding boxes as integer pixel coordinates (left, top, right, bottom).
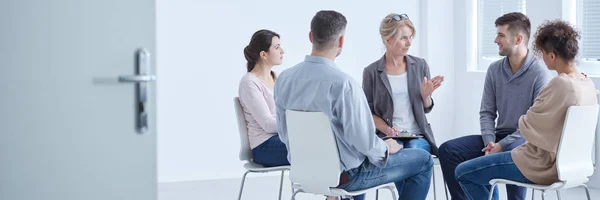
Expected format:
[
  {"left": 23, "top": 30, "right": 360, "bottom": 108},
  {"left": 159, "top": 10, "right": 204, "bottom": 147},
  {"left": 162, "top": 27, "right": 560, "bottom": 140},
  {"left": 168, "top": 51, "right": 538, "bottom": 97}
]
[
  {"left": 454, "top": 20, "right": 598, "bottom": 200},
  {"left": 238, "top": 29, "right": 287, "bottom": 167}
]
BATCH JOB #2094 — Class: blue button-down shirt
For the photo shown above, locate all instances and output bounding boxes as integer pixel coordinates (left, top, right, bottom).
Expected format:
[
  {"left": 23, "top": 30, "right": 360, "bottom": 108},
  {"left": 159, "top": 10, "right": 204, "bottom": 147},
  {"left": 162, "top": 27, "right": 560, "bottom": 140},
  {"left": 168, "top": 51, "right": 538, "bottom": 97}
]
[{"left": 274, "top": 55, "right": 389, "bottom": 171}]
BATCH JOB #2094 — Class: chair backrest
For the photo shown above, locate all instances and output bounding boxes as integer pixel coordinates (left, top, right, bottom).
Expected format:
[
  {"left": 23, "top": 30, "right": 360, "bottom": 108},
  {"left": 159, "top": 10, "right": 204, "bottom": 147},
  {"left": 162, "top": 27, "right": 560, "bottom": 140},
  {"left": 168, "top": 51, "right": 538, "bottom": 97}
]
[
  {"left": 285, "top": 110, "right": 342, "bottom": 195},
  {"left": 556, "top": 105, "right": 599, "bottom": 187},
  {"left": 233, "top": 97, "right": 253, "bottom": 161},
  {"left": 595, "top": 91, "right": 600, "bottom": 166}
]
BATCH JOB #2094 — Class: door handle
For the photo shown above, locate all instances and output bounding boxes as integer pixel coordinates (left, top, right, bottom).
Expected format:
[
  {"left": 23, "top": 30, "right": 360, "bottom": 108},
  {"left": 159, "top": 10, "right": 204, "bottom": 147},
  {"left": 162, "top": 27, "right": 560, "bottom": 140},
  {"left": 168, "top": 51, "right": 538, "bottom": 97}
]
[
  {"left": 119, "top": 48, "right": 155, "bottom": 133},
  {"left": 118, "top": 75, "right": 156, "bottom": 82}
]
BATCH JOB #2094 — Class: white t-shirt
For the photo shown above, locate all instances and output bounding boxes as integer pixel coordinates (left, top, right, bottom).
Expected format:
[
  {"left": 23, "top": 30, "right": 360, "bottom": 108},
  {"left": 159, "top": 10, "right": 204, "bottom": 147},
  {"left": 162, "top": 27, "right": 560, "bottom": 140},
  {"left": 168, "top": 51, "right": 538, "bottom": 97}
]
[{"left": 387, "top": 73, "right": 421, "bottom": 135}]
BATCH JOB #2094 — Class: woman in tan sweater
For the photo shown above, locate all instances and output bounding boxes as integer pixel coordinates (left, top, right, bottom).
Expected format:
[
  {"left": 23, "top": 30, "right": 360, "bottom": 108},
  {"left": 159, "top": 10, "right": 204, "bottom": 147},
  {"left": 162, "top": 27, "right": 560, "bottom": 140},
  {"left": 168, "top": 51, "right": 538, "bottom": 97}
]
[{"left": 454, "top": 20, "right": 598, "bottom": 200}]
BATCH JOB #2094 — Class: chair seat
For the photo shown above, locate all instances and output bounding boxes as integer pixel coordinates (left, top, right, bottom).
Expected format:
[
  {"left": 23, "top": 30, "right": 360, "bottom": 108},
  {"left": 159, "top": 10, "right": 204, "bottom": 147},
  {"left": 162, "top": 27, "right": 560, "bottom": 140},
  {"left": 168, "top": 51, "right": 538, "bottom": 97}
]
[
  {"left": 432, "top": 155, "right": 440, "bottom": 165},
  {"left": 329, "top": 183, "right": 395, "bottom": 196},
  {"left": 243, "top": 162, "right": 290, "bottom": 172},
  {"left": 292, "top": 182, "right": 395, "bottom": 197},
  {"left": 489, "top": 179, "right": 567, "bottom": 190}
]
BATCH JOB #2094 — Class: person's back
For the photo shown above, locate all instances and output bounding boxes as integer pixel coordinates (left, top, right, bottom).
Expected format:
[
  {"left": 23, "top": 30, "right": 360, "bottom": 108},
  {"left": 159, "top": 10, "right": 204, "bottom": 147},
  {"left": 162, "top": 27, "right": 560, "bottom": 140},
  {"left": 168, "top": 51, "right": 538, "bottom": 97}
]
[
  {"left": 275, "top": 57, "right": 355, "bottom": 116},
  {"left": 274, "top": 10, "right": 433, "bottom": 200},
  {"left": 511, "top": 73, "right": 597, "bottom": 185},
  {"left": 454, "top": 19, "right": 598, "bottom": 200},
  {"left": 275, "top": 55, "right": 385, "bottom": 171}
]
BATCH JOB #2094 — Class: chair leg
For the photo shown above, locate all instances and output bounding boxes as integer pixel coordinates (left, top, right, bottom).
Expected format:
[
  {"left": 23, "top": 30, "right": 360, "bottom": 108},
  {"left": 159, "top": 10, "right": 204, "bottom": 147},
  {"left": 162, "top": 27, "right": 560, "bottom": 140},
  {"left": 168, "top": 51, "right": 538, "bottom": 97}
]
[
  {"left": 444, "top": 179, "right": 449, "bottom": 200},
  {"left": 278, "top": 171, "right": 285, "bottom": 200},
  {"left": 288, "top": 170, "right": 294, "bottom": 195},
  {"left": 339, "top": 195, "right": 354, "bottom": 200},
  {"left": 290, "top": 180, "right": 294, "bottom": 195},
  {"left": 433, "top": 167, "right": 437, "bottom": 200},
  {"left": 488, "top": 183, "right": 497, "bottom": 200},
  {"left": 556, "top": 190, "right": 561, "bottom": 200},
  {"left": 541, "top": 190, "right": 546, "bottom": 200},
  {"left": 291, "top": 189, "right": 301, "bottom": 200},
  {"left": 582, "top": 184, "right": 592, "bottom": 200},
  {"left": 375, "top": 189, "right": 379, "bottom": 200},
  {"left": 387, "top": 185, "right": 398, "bottom": 200},
  {"left": 237, "top": 171, "right": 250, "bottom": 200}
]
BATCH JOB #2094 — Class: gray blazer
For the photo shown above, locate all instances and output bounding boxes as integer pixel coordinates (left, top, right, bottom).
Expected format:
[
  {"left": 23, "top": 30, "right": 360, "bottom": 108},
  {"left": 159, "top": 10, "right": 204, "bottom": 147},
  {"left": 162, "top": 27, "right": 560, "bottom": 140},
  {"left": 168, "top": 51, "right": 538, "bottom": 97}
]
[{"left": 362, "top": 54, "right": 438, "bottom": 155}]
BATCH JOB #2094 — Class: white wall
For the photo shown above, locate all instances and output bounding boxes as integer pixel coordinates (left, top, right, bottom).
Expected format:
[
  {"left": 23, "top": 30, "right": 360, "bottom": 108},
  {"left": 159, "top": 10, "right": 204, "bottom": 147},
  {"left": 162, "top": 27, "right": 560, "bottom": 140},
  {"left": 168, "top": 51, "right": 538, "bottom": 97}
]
[
  {"left": 453, "top": 0, "right": 483, "bottom": 137},
  {"left": 420, "top": 0, "right": 456, "bottom": 145},
  {"left": 156, "top": 0, "right": 463, "bottom": 182}
]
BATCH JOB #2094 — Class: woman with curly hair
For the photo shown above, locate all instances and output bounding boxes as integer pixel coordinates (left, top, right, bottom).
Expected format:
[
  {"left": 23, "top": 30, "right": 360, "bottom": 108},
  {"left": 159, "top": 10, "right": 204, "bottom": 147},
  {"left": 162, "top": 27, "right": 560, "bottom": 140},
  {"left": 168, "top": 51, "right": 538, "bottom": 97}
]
[{"left": 453, "top": 20, "right": 598, "bottom": 200}]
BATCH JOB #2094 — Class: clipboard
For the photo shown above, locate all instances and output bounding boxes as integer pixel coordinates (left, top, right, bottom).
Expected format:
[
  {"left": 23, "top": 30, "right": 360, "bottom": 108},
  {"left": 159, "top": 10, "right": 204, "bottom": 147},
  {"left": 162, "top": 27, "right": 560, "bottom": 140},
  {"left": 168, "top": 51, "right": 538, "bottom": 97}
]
[{"left": 382, "top": 135, "right": 423, "bottom": 140}]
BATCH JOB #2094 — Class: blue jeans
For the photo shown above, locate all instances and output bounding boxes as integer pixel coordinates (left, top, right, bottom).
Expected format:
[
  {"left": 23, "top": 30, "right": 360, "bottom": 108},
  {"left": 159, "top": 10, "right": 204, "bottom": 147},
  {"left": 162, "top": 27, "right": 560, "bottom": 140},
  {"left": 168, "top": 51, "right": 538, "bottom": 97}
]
[
  {"left": 455, "top": 151, "right": 533, "bottom": 200},
  {"left": 251, "top": 135, "right": 290, "bottom": 167},
  {"left": 438, "top": 133, "right": 526, "bottom": 200},
  {"left": 338, "top": 148, "right": 433, "bottom": 200},
  {"left": 396, "top": 137, "right": 432, "bottom": 153}
]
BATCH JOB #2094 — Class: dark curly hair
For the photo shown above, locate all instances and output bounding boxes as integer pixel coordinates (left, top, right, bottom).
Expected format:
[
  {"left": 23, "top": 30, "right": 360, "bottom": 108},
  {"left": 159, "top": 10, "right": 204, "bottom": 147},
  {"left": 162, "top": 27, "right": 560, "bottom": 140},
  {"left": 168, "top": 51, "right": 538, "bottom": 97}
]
[{"left": 533, "top": 20, "right": 580, "bottom": 62}]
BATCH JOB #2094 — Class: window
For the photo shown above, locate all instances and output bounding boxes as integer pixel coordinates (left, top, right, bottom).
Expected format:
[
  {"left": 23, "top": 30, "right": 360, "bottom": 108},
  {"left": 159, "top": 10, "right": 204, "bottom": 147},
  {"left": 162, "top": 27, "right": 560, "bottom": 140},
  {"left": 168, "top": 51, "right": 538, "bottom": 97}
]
[
  {"left": 578, "top": 0, "right": 600, "bottom": 62},
  {"left": 476, "top": 0, "right": 527, "bottom": 70},
  {"left": 562, "top": 0, "right": 600, "bottom": 74}
]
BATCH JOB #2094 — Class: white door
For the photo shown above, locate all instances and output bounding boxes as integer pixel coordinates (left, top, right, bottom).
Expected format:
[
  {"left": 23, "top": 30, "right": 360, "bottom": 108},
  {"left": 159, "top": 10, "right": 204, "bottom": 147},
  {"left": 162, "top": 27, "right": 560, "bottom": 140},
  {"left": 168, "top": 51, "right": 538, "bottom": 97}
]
[{"left": 0, "top": 1, "right": 156, "bottom": 200}]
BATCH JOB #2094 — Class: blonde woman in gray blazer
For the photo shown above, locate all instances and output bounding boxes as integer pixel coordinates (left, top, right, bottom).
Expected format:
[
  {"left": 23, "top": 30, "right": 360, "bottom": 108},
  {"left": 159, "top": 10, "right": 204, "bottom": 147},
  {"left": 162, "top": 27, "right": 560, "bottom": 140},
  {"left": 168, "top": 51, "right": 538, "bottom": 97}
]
[{"left": 363, "top": 13, "right": 444, "bottom": 155}]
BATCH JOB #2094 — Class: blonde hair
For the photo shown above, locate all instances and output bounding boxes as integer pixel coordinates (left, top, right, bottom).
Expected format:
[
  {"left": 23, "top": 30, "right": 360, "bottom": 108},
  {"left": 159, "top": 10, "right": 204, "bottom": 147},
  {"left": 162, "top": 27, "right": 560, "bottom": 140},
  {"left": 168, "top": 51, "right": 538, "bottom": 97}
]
[{"left": 379, "top": 13, "right": 416, "bottom": 46}]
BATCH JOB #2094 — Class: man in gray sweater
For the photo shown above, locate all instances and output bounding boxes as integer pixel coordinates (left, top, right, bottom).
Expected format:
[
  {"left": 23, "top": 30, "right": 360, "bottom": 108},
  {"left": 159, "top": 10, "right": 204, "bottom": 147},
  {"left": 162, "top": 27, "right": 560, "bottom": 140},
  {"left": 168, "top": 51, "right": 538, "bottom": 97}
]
[{"left": 438, "top": 12, "right": 551, "bottom": 200}]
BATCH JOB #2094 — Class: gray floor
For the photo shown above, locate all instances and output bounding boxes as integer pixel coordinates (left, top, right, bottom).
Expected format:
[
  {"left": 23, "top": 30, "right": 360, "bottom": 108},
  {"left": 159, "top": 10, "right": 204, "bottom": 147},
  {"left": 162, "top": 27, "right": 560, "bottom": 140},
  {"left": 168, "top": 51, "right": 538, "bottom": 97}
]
[{"left": 159, "top": 166, "right": 600, "bottom": 200}]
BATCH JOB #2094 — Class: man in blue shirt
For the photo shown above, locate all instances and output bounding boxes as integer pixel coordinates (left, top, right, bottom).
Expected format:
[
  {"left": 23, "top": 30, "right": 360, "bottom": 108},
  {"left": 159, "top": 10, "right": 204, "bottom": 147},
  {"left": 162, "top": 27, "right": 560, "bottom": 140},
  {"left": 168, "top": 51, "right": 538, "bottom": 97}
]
[{"left": 274, "top": 10, "right": 433, "bottom": 200}]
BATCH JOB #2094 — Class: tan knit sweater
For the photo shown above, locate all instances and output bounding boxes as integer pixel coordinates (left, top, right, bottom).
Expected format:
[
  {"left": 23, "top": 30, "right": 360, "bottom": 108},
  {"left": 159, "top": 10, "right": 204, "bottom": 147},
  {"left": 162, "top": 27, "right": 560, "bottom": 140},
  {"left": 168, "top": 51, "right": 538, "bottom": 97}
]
[{"left": 512, "top": 73, "right": 598, "bottom": 185}]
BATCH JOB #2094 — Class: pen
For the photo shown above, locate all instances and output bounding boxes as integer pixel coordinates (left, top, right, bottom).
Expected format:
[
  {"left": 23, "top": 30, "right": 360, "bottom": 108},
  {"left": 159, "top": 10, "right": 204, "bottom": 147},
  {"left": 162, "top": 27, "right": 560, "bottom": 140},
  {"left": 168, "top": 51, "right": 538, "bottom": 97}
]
[{"left": 385, "top": 119, "right": 396, "bottom": 136}]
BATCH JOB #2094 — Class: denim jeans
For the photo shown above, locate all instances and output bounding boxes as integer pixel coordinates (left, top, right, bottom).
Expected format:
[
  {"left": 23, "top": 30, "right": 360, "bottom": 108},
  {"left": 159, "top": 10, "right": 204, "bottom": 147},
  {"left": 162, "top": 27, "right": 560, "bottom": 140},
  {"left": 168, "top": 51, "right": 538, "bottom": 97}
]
[
  {"left": 455, "top": 151, "right": 533, "bottom": 200},
  {"left": 251, "top": 135, "right": 290, "bottom": 167},
  {"left": 438, "top": 133, "right": 526, "bottom": 200},
  {"left": 396, "top": 137, "right": 431, "bottom": 153},
  {"left": 338, "top": 148, "right": 433, "bottom": 200}
]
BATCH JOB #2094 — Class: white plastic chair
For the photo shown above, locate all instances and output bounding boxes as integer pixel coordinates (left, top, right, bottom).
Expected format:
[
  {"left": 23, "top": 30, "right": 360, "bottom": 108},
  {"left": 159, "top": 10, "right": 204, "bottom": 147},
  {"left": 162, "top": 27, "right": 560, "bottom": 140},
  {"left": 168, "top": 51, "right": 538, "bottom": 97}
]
[
  {"left": 285, "top": 110, "right": 396, "bottom": 200},
  {"left": 432, "top": 156, "right": 450, "bottom": 200},
  {"left": 234, "top": 97, "right": 291, "bottom": 200},
  {"left": 488, "top": 105, "right": 600, "bottom": 200}
]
